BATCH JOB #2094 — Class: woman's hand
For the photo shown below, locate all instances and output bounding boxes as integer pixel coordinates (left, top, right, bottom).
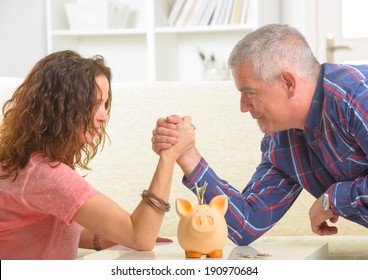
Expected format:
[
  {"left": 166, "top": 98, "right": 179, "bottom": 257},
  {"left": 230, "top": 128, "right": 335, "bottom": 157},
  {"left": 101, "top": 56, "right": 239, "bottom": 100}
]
[
  {"left": 160, "top": 116, "right": 195, "bottom": 160},
  {"left": 156, "top": 236, "right": 173, "bottom": 243},
  {"left": 151, "top": 115, "right": 183, "bottom": 155}
]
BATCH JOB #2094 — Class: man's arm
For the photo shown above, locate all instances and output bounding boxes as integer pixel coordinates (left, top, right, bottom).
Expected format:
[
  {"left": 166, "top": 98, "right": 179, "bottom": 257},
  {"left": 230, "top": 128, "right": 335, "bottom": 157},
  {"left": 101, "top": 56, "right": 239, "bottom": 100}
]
[
  {"left": 312, "top": 79, "right": 368, "bottom": 231},
  {"left": 183, "top": 156, "right": 303, "bottom": 245},
  {"left": 152, "top": 115, "right": 303, "bottom": 245}
]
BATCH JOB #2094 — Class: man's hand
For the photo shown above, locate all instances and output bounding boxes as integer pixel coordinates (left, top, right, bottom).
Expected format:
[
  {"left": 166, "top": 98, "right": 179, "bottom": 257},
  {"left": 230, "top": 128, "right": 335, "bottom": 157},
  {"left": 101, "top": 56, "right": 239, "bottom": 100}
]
[
  {"left": 309, "top": 193, "right": 339, "bottom": 236},
  {"left": 151, "top": 115, "right": 201, "bottom": 177},
  {"left": 151, "top": 115, "right": 183, "bottom": 155}
]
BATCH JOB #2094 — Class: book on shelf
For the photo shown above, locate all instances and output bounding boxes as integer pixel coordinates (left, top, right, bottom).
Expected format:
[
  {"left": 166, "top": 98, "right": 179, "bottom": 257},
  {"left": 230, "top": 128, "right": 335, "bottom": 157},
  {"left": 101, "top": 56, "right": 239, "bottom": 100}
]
[
  {"left": 230, "top": 0, "right": 243, "bottom": 24},
  {"left": 183, "top": 0, "right": 202, "bottom": 26},
  {"left": 167, "top": 0, "right": 248, "bottom": 27},
  {"left": 197, "top": 0, "right": 218, "bottom": 26},
  {"left": 189, "top": 0, "right": 211, "bottom": 26},
  {"left": 210, "top": 0, "right": 225, "bottom": 25},
  {"left": 222, "top": 0, "right": 235, "bottom": 25},
  {"left": 216, "top": 0, "right": 231, "bottom": 25},
  {"left": 167, "top": 0, "right": 186, "bottom": 26},
  {"left": 174, "top": 0, "right": 196, "bottom": 26},
  {"left": 240, "top": 0, "right": 249, "bottom": 24}
]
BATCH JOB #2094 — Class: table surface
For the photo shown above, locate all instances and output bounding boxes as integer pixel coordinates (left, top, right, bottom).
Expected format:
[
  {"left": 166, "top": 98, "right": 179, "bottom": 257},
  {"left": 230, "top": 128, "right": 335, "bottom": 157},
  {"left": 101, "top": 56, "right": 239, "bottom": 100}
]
[{"left": 79, "top": 236, "right": 329, "bottom": 260}]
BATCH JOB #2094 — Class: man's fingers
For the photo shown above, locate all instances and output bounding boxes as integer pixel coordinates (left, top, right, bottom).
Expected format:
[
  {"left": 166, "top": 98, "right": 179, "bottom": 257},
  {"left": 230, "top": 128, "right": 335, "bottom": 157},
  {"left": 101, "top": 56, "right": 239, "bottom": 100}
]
[
  {"left": 153, "top": 126, "right": 179, "bottom": 138},
  {"left": 152, "top": 135, "right": 179, "bottom": 146},
  {"left": 166, "top": 115, "right": 183, "bottom": 124},
  {"left": 329, "top": 215, "right": 339, "bottom": 223},
  {"left": 156, "top": 117, "right": 177, "bottom": 130},
  {"left": 312, "top": 221, "right": 338, "bottom": 236}
]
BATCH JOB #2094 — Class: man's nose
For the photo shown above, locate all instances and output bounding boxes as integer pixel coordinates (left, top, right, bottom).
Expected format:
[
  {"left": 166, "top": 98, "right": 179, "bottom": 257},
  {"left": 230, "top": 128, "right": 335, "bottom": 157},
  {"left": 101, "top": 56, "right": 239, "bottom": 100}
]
[{"left": 240, "top": 94, "right": 253, "bottom": 113}]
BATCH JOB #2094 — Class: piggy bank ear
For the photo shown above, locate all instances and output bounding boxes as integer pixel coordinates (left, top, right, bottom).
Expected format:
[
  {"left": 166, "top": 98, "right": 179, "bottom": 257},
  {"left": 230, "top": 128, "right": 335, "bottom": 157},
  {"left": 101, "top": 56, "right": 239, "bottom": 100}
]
[
  {"left": 176, "top": 198, "right": 193, "bottom": 218},
  {"left": 209, "top": 195, "right": 228, "bottom": 216}
]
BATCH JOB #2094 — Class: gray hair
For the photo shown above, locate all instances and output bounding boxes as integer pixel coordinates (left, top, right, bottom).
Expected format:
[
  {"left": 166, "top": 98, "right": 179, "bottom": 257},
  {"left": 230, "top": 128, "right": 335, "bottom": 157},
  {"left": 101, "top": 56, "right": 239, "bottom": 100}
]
[{"left": 228, "top": 24, "right": 320, "bottom": 84}]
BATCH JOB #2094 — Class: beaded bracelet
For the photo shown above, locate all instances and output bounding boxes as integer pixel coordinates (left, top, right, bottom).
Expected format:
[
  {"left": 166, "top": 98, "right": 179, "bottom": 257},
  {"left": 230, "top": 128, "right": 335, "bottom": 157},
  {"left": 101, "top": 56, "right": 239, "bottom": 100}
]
[
  {"left": 93, "top": 234, "right": 102, "bottom": 251},
  {"left": 141, "top": 190, "right": 170, "bottom": 212}
]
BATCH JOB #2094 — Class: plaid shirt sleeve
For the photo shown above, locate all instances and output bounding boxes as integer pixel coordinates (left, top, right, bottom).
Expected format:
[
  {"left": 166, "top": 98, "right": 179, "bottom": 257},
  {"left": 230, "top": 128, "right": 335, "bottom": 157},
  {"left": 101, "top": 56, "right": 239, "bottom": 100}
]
[
  {"left": 183, "top": 156, "right": 303, "bottom": 245},
  {"left": 323, "top": 65, "right": 368, "bottom": 222}
]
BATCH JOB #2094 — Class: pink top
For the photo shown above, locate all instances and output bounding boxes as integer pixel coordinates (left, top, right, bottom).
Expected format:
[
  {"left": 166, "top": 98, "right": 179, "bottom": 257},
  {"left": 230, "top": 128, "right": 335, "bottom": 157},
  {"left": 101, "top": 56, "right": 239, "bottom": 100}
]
[{"left": 0, "top": 152, "right": 97, "bottom": 259}]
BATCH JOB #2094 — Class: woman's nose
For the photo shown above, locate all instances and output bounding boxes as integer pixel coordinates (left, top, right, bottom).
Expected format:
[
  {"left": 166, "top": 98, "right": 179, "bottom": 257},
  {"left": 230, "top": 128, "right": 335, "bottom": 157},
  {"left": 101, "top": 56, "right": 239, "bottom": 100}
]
[{"left": 97, "top": 107, "right": 108, "bottom": 122}]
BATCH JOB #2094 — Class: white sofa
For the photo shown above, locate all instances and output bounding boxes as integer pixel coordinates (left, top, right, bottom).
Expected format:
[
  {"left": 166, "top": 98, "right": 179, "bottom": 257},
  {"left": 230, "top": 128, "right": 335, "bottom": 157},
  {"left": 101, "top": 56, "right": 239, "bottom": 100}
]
[{"left": 1, "top": 77, "right": 367, "bottom": 259}]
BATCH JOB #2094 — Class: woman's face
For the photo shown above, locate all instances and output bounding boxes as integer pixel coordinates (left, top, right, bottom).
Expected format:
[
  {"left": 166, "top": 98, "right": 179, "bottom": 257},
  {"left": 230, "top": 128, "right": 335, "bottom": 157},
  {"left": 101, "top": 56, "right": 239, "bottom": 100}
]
[{"left": 80, "top": 74, "right": 109, "bottom": 144}]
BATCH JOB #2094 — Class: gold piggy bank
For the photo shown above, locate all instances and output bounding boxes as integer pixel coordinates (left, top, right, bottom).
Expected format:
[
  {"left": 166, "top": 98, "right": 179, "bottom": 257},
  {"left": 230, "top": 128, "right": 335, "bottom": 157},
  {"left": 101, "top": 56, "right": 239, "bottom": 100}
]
[{"left": 175, "top": 192, "right": 228, "bottom": 258}]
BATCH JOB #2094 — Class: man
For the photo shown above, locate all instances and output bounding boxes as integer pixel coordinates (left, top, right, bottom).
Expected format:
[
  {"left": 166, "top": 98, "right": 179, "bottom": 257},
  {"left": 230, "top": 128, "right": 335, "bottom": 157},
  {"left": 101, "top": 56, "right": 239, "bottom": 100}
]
[{"left": 151, "top": 24, "right": 368, "bottom": 245}]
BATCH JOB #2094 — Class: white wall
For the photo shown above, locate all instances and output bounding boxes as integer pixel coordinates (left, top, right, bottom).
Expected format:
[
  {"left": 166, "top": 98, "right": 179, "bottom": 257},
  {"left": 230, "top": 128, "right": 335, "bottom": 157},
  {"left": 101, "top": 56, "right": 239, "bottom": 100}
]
[
  {"left": 0, "top": 0, "right": 47, "bottom": 78},
  {"left": 0, "top": 0, "right": 318, "bottom": 79},
  {"left": 280, "top": 0, "right": 318, "bottom": 57}
]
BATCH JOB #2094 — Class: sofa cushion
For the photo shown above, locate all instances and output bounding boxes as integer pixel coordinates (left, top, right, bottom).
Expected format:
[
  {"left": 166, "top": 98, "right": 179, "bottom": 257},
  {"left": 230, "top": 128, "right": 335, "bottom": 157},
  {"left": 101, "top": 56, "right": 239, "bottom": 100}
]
[{"left": 1, "top": 78, "right": 366, "bottom": 240}]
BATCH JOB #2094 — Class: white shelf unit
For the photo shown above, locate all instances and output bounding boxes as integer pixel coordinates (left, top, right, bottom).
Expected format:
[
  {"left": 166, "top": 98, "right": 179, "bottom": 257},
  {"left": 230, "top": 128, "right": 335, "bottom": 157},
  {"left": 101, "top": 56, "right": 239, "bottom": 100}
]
[{"left": 46, "top": 0, "right": 280, "bottom": 82}]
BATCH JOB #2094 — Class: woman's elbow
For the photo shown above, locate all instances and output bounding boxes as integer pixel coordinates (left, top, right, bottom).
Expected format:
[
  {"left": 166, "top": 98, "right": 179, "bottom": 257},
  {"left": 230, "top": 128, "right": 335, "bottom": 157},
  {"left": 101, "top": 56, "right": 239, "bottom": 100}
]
[{"left": 129, "top": 238, "right": 155, "bottom": 251}]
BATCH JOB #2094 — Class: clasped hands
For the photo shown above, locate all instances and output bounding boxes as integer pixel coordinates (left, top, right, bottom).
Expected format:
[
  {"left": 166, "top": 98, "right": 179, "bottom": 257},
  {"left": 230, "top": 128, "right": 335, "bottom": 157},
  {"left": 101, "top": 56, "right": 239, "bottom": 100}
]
[{"left": 152, "top": 115, "right": 195, "bottom": 156}]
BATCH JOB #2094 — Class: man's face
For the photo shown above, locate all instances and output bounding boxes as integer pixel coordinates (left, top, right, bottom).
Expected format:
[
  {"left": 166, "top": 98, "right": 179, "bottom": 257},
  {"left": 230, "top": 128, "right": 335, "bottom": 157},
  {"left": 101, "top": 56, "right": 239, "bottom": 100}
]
[{"left": 231, "top": 62, "right": 294, "bottom": 133}]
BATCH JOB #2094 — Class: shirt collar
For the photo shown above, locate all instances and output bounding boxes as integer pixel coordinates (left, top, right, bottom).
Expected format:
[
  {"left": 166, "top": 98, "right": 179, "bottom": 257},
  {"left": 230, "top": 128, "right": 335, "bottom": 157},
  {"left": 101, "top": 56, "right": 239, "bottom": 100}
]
[{"left": 305, "top": 64, "right": 326, "bottom": 131}]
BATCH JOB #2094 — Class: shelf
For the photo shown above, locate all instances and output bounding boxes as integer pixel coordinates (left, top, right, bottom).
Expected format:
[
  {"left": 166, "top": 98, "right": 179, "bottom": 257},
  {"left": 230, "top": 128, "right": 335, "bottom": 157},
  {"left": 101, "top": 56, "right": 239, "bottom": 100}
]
[
  {"left": 52, "top": 28, "right": 147, "bottom": 36},
  {"left": 46, "top": 0, "right": 280, "bottom": 82},
  {"left": 155, "top": 24, "right": 254, "bottom": 34},
  {"left": 51, "top": 25, "right": 253, "bottom": 36}
]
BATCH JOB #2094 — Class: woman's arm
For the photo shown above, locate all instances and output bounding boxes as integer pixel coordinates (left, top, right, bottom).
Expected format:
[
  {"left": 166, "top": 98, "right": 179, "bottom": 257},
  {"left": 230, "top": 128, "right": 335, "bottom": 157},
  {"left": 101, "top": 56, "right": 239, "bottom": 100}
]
[{"left": 74, "top": 116, "right": 195, "bottom": 251}]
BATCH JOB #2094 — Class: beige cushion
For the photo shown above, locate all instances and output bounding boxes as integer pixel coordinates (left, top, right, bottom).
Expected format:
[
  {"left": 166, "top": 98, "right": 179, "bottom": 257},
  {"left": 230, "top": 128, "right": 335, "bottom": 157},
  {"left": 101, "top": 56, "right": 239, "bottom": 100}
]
[{"left": 0, "top": 78, "right": 365, "bottom": 238}]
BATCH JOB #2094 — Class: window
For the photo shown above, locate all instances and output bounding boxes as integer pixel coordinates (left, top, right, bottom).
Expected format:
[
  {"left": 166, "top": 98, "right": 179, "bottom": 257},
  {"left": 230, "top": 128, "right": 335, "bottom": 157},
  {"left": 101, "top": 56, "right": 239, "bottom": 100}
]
[{"left": 342, "top": 0, "right": 368, "bottom": 38}]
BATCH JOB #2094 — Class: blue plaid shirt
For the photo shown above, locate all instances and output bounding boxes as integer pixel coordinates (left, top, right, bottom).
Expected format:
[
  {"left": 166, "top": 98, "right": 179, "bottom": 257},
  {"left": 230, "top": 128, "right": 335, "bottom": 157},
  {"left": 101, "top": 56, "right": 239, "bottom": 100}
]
[{"left": 183, "top": 63, "right": 368, "bottom": 245}]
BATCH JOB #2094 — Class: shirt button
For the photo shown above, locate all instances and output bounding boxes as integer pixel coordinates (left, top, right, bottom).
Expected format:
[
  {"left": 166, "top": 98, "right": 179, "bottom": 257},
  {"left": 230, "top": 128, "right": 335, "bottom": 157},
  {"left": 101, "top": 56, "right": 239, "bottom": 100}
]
[{"left": 312, "top": 140, "right": 317, "bottom": 145}]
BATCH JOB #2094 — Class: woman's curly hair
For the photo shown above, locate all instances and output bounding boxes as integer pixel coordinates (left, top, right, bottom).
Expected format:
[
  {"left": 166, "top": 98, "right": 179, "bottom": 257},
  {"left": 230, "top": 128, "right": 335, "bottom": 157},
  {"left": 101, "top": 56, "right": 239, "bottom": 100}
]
[{"left": 0, "top": 50, "right": 112, "bottom": 180}]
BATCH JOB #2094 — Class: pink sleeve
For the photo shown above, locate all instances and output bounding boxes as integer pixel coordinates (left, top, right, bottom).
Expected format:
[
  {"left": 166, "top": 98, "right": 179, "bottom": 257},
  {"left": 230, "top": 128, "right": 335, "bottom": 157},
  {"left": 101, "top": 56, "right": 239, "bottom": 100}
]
[{"left": 22, "top": 162, "right": 98, "bottom": 225}]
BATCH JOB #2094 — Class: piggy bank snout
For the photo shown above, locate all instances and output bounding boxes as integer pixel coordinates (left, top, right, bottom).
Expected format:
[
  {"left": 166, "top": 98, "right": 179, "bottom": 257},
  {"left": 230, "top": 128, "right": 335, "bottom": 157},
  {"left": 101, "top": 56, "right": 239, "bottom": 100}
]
[{"left": 190, "top": 210, "right": 216, "bottom": 233}]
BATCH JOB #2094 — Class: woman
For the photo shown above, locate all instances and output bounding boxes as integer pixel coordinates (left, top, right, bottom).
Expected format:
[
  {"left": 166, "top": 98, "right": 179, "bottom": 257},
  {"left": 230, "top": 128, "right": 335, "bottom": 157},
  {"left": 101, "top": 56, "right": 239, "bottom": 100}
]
[{"left": 0, "top": 50, "right": 195, "bottom": 259}]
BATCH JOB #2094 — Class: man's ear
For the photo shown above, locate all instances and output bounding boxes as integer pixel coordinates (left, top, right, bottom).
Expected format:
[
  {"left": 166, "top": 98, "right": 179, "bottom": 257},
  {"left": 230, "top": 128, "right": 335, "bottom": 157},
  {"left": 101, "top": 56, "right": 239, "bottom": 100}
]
[{"left": 280, "top": 71, "right": 296, "bottom": 97}]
